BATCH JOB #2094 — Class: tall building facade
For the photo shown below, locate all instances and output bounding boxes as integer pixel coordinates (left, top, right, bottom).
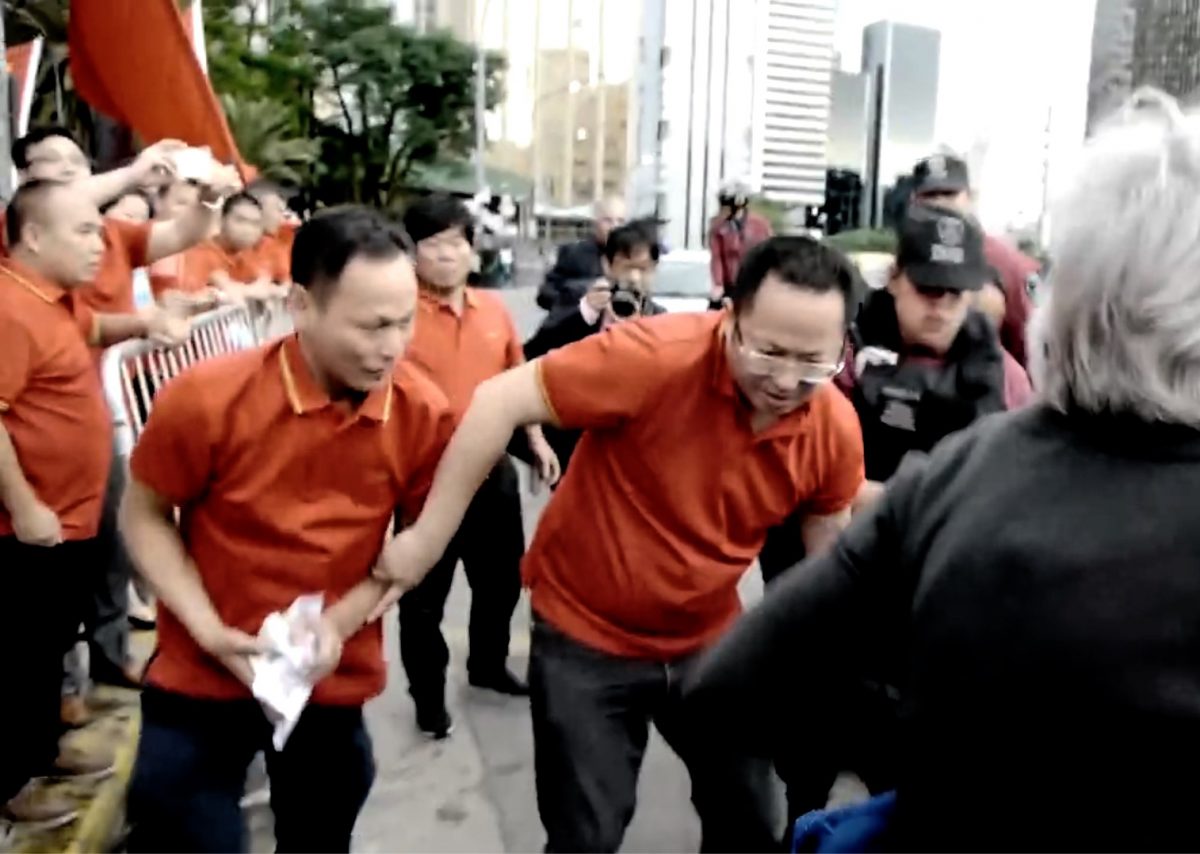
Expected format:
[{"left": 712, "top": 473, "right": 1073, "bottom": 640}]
[
  {"left": 861, "top": 21, "right": 940, "bottom": 226},
  {"left": 1133, "top": 0, "right": 1200, "bottom": 98},
  {"left": 750, "top": 0, "right": 837, "bottom": 207},
  {"left": 826, "top": 68, "right": 870, "bottom": 174},
  {"left": 631, "top": 0, "right": 757, "bottom": 250},
  {"left": 1087, "top": 0, "right": 1200, "bottom": 133},
  {"left": 1087, "top": 0, "right": 1137, "bottom": 132}
]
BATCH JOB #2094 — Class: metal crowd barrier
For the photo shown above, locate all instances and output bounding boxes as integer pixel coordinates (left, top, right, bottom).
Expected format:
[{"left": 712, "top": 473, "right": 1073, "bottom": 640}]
[{"left": 101, "top": 298, "right": 293, "bottom": 455}]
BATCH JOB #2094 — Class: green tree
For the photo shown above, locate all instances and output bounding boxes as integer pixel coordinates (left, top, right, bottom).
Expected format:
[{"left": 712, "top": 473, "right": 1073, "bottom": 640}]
[
  {"left": 220, "top": 94, "right": 318, "bottom": 185},
  {"left": 823, "top": 228, "right": 898, "bottom": 255},
  {"left": 748, "top": 196, "right": 791, "bottom": 234},
  {"left": 203, "top": 0, "right": 506, "bottom": 207}
]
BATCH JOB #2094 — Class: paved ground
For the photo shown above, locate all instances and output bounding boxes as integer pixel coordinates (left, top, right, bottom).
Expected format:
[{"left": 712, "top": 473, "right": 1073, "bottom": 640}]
[{"left": 249, "top": 265, "right": 768, "bottom": 853}]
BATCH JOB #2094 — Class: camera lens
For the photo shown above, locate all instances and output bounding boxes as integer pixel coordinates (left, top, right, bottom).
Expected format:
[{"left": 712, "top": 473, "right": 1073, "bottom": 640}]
[{"left": 611, "top": 296, "right": 638, "bottom": 318}]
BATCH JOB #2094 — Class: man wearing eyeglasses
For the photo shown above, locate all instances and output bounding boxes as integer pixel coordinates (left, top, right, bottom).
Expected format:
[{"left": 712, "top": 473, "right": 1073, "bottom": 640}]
[
  {"left": 756, "top": 202, "right": 1036, "bottom": 830},
  {"left": 371, "top": 235, "right": 865, "bottom": 851}
]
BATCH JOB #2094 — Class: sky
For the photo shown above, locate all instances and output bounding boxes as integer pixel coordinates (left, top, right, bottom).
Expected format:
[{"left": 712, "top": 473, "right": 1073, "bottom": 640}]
[
  {"left": 463, "top": 0, "right": 1100, "bottom": 232},
  {"left": 835, "top": 0, "right": 1098, "bottom": 231}
]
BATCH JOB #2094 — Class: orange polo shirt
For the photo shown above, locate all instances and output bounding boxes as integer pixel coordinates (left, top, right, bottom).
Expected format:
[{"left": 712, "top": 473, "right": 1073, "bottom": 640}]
[
  {"left": 0, "top": 261, "right": 112, "bottom": 540},
  {"left": 526, "top": 311, "right": 865, "bottom": 660},
  {"left": 129, "top": 335, "right": 456, "bottom": 705},
  {"left": 151, "top": 239, "right": 266, "bottom": 298},
  {"left": 254, "top": 230, "right": 292, "bottom": 283},
  {"left": 77, "top": 218, "right": 153, "bottom": 315},
  {"left": 403, "top": 287, "right": 524, "bottom": 416}
]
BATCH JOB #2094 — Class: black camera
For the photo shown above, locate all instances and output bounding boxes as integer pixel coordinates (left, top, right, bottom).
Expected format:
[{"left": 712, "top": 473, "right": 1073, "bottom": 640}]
[{"left": 609, "top": 282, "right": 647, "bottom": 318}]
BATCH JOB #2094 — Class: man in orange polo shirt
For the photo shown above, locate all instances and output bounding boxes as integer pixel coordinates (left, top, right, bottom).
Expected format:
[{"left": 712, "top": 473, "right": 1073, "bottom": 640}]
[
  {"left": 376, "top": 236, "right": 865, "bottom": 850},
  {"left": 248, "top": 179, "right": 295, "bottom": 283},
  {"left": 148, "top": 192, "right": 278, "bottom": 299},
  {"left": 118, "top": 208, "right": 454, "bottom": 853},
  {"left": 396, "top": 194, "right": 559, "bottom": 738},
  {"left": 0, "top": 180, "right": 208, "bottom": 830}
]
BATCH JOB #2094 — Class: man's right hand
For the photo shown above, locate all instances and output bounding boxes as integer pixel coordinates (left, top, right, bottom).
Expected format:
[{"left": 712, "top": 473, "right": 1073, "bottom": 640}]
[
  {"left": 584, "top": 278, "right": 613, "bottom": 313},
  {"left": 11, "top": 498, "right": 63, "bottom": 547}
]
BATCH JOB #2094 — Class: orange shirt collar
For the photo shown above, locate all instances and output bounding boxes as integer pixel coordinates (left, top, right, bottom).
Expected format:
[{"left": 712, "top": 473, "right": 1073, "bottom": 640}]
[
  {"left": 709, "top": 312, "right": 738, "bottom": 399},
  {"left": 418, "top": 285, "right": 477, "bottom": 313},
  {"left": 0, "top": 258, "right": 68, "bottom": 304},
  {"left": 277, "top": 335, "right": 393, "bottom": 423}
]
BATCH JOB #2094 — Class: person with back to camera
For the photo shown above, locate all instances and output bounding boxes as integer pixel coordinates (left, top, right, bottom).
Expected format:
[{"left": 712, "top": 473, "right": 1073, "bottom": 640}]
[{"left": 682, "top": 88, "right": 1200, "bottom": 851}]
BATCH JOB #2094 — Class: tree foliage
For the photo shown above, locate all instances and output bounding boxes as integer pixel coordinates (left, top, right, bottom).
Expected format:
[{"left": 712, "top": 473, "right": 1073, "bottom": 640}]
[
  {"left": 204, "top": 0, "right": 506, "bottom": 207},
  {"left": 220, "top": 94, "right": 318, "bottom": 186},
  {"left": 823, "top": 228, "right": 898, "bottom": 255}
]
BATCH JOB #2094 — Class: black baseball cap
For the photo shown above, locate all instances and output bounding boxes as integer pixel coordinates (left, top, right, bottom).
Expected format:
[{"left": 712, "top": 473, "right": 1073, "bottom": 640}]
[
  {"left": 911, "top": 154, "right": 970, "bottom": 196},
  {"left": 897, "top": 204, "right": 989, "bottom": 292}
]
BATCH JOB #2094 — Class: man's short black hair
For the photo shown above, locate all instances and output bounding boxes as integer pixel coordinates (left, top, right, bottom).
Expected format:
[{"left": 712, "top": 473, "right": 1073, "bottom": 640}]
[
  {"left": 12, "top": 126, "right": 76, "bottom": 170},
  {"left": 730, "top": 236, "right": 860, "bottom": 328},
  {"left": 292, "top": 206, "right": 413, "bottom": 303},
  {"left": 6, "top": 179, "right": 67, "bottom": 247},
  {"left": 222, "top": 191, "right": 262, "bottom": 218},
  {"left": 402, "top": 193, "right": 475, "bottom": 246},
  {"left": 101, "top": 189, "right": 155, "bottom": 219},
  {"left": 604, "top": 219, "right": 661, "bottom": 263}
]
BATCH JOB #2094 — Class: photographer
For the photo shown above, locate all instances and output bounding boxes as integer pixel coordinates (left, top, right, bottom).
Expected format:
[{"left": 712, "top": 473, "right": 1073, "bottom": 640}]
[
  {"left": 522, "top": 219, "right": 665, "bottom": 472},
  {"left": 536, "top": 196, "right": 626, "bottom": 311}
]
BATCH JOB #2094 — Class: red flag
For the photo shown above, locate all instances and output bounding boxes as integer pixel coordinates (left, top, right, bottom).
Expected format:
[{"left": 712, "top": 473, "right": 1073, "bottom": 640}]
[{"left": 69, "top": 0, "right": 252, "bottom": 177}]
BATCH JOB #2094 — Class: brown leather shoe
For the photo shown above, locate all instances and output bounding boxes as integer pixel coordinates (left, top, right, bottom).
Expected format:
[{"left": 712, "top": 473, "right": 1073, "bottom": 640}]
[
  {"left": 51, "top": 744, "right": 115, "bottom": 783},
  {"left": 59, "top": 695, "right": 91, "bottom": 729},
  {"left": 1, "top": 780, "right": 78, "bottom": 832}
]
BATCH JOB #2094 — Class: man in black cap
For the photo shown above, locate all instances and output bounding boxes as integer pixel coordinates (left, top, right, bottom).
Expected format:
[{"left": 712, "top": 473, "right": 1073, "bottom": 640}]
[
  {"left": 910, "top": 153, "right": 1041, "bottom": 368},
  {"left": 843, "top": 202, "right": 1032, "bottom": 485}
]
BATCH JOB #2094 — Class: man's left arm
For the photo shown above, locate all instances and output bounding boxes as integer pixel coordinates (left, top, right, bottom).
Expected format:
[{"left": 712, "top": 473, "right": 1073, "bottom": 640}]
[
  {"left": 146, "top": 166, "right": 241, "bottom": 265},
  {"left": 799, "top": 391, "right": 866, "bottom": 555},
  {"left": 93, "top": 309, "right": 190, "bottom": 348},
  {"left": 80, "top": 140, "right": 185, "bottom": 208}
]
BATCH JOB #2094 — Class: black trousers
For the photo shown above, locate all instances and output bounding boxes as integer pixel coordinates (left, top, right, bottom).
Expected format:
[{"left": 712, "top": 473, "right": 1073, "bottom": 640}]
[
  {"left": 0, "top": 536, "right": 93, "bottom": 804},
  {"left": 85, "top": 453, "right": 132, "bottom": 680},
  {"left": 529, "top": 617, "right": 784, "bottom": 853},
  {"left": 398, "top": 457, "right": 524, "bottom": 708},
  {"left": 127, "top": 689, "right": 375, "bottom": 853}
]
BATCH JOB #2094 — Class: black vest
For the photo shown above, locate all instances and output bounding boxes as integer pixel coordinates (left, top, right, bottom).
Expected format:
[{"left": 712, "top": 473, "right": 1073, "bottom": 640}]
[{"left": 851, "top": 290, "right": 1006, "bottom": 481}]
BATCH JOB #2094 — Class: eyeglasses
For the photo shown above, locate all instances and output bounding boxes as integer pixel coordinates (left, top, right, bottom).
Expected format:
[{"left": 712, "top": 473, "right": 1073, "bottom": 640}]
[{"left": 732, "top": 322, "right": 844, "bottom": 384}]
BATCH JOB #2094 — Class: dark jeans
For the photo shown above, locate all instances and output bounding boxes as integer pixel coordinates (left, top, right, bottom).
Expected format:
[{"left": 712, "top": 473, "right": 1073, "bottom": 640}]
[
  {"left": 529, "top": 617, "right": 784, "bottom": 853},
  {"left": 0, "top": 537, "right": 93, "bottom": 804},
  {"left": 85, "top": 454, "right": 132, "bottom": 680},
  {"left": 398, "top": 458, "right": 524, "bottom": 708},
  {"left": 127, "top": 689, "right": 375, "bottom": 853}
]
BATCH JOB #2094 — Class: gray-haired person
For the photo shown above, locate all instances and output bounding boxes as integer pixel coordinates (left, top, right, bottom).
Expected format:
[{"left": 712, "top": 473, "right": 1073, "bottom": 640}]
[{"left": 682, "top": 88, "right": 1200, "bottom": 851}]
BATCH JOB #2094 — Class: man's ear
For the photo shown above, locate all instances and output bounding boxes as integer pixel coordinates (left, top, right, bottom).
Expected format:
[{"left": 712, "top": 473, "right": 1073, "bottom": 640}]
[
  {"left": 885, "top": 267, "right": 902, "bottom": 296},
  {"left": 601, "top": 256, "right": 611, "bottom": 278},
  {"left": 286, "top": 283, "right": 313, "bottom": 330}
]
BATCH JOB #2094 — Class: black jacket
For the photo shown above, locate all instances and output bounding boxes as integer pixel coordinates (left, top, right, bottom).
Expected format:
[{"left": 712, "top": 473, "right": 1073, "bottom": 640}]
[
  {"left": 851, "top": 290, "right": 1006, "bottom": 481},
  {"left": 684, "top": 406, "right": 1200, "bottom": 850},
  {"left": 537, "top": 238, "right": 605, "bottom": 311}
]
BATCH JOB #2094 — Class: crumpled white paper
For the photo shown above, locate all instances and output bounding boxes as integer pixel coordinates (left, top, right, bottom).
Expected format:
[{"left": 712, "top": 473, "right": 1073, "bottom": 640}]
[{"left": 250, "top": 593, "right": 324, "bottom": 750}]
